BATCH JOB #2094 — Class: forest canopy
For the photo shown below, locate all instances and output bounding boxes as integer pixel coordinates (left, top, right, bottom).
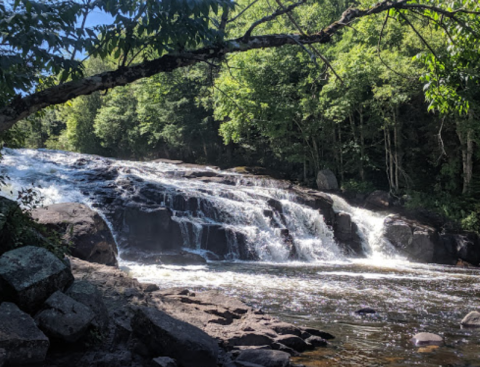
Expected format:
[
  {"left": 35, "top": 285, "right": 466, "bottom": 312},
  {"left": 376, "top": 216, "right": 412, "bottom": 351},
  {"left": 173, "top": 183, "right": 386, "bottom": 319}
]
[{"left": 1, "top": 0, "right": 480, "bottom": 230}]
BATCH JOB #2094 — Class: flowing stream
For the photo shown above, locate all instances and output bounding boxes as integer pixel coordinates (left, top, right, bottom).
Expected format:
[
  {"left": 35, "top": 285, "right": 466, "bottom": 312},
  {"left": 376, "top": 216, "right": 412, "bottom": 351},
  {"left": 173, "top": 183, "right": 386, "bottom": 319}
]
[{"left": 1, "top": 148, "right": 480, "bottom": 367}]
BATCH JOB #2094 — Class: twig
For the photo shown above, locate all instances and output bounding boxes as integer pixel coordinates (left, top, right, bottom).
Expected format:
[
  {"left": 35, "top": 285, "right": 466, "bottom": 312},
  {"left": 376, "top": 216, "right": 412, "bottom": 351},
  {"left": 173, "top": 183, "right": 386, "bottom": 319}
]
[
  {"left": 242, "top": 0, "right": 306, "bottom": 40},
  {"left": 228, "top": 0, "right": 259, "bottom": 23}
]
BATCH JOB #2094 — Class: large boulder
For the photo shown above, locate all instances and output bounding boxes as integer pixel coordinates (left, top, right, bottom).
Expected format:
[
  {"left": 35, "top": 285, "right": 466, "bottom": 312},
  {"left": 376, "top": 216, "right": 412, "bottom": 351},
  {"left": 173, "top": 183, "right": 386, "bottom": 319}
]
[
  {"left": 384, "top": 216, "right": 438, "bottom": 263},
  {"left": 0, "top": 246, "right": 74, "bottom": 313},
  {"left": 316, "top": 170, "right": 338, "bottom": 191},
  {"left": 35, "top": 291, "right": 95, "bottom": 342},
  {"left": 0, "top": 197, "right": 21, "bottom": 256},
  {"left": 132, "top": 306, "right": 219, "bottom": 367},
  {"left": 0, "top": 302, "right": 49, "bottom": 365},
  {"left": 65, "top": 280, "right": 109, "bottom": 331},
  {"left": 333, "top": 212, "right": 364, "bottom": 256},
  {"left": 31, "top": 203, "right": 118, "bottom": 266},
  {"left": 364, "top": 190, "right": 390, "bottom": 211},
  {"left": 456, "top": 233, "right": 480, "bottom": 266}
]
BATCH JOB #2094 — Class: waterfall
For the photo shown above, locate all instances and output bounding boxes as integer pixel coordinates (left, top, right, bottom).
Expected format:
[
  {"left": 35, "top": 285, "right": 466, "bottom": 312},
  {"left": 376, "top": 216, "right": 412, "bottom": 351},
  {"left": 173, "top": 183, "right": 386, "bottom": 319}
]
[
  {"left": 0, "top": 148, "right": 395, "bottom": 263},
  {"left": 329, "top": 194, "right": 400, "bottom": 260}
]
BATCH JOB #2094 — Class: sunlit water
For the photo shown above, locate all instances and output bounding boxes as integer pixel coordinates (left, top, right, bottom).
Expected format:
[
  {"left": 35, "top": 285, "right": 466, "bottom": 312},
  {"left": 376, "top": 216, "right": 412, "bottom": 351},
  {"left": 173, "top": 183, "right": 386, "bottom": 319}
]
[{"left": 1, "top": 148, "right": 480, "bottom": 366}]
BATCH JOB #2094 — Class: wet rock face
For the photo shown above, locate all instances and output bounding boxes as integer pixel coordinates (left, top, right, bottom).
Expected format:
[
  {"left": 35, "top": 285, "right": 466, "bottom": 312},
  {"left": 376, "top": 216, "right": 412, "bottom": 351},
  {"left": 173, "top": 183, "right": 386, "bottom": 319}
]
[
  {"left": 35, "top": 291, "right": 95, "bottom": 343},
  {"left": 334, "top": 212, "right": 364, "bottom": 256},
  {"left": 132, "top": 307, "right": 219, "bottom": 367},
  {"left": 119, "top": 205, "right": 183, "bottom": 253},
  {"left": 384, "top": 217, "right": 438, "bottom": 263},
  {"left": 0, "top": 302, "right": 49, "bottom": 365},
  {"left": 31, "top": 203, "right": 118, "bottom": 266},
  {"left": 384, "top": 215, "right": 480, "bottom": 265},
  {"left": 0, "top": 246, "right": 74, "bottom": 313}
]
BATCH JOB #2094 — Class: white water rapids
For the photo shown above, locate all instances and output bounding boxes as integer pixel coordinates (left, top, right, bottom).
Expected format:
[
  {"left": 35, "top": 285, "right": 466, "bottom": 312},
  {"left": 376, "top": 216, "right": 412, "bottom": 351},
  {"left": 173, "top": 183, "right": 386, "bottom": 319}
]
[{"left": 1, "top": 148, "right": 480, "bottom": 367}]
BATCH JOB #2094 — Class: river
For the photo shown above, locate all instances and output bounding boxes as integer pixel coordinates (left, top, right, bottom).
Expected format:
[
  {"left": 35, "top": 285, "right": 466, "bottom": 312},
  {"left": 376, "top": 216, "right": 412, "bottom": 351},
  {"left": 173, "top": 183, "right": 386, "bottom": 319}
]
[{"left": 1, "top": 148, "right": 479, "bottom": 366}]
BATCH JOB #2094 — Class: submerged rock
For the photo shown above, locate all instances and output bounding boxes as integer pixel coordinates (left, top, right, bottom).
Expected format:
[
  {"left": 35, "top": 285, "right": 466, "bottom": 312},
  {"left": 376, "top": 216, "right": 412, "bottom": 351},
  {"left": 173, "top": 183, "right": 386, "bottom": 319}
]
[
  {"left": 132, "top": 306, "right": 219, "bottom": 367},
  {"left": 355, "top": 307, "right": 376, "bottom": 315},
  {"left": 235, "top": 349, "right": 290, "bottom": 367},
  {"left": 411, "top": 332, "right": 443, "bottom": 347},
  {"left": 460, "top": 311, "right": 480, "bottom": 328},
  {"left": 121, "top": 250, "right": 206, "bottom": 265},
  {"left": 0, "top": 246, "right": 74, "bottom": 313},
  {"left": 35, "top": 291, "right": 95, "bottom": 342},
  {"left": 31, "top": 202, "right": 118, "bottom": 266},
  {"left": 0, "top": 302, "right": 49, "bottom": 365}
]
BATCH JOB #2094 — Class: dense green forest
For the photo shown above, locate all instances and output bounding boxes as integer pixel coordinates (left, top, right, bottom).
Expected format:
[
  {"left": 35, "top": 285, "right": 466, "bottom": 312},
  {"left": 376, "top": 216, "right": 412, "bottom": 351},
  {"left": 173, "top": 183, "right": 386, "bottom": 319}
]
[{"left": 2, "top": 0, "right": 480, "bottom": 231}]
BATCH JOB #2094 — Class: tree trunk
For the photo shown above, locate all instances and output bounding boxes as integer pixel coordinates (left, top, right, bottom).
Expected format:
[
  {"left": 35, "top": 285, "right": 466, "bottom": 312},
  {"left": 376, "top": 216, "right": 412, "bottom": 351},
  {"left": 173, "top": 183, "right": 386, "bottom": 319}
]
[{"left": 457, "top": 116, "right": 474, "bottom": 195}]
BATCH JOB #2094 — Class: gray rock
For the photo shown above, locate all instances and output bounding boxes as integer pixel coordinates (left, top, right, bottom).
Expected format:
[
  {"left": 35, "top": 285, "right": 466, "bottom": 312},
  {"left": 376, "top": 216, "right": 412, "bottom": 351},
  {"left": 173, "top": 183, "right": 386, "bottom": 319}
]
[
  {"left": 302, "top": 328, "right": 335, "bottom": 340},
  {"left": 35, "top": 291, "right": 95, "bottom": 342},
  {"left": 228, "top": 333, "right": 275, "bottom": 347},
  {"left": 456, "top": 234, "right": 480, "bottom": 266},
  {"left": 236, "top": 349, "right": 290, "bottom": 367},
  {"left": 31, "top": 203, "right": 118, "bottom": 266},
  {"left": 143, "top": 283, "right": 160, "bottom": 292},
  {"left": 334, "top": 212, "right": 364, "bottom": 256},
  {"left": 460, "top": 311, "right": 480, "bottom": 328},
  {"left": 305, "top": 336, "right": 327, "bottom": 347},
  {"left": 152, "top": 356, "right": 177, "bottom": 367},
  {"left": 275, "top": 335, "right": 309, "bottom": 352},
  {"left": 132, "top": 306, "right": 218, "bottom": 367},
  {"left": 411, "top": 332, "right": 443, "bottom": 346},
  {"left": 272, "top": 323, "right": 302, "bottom": 337},
  {"left": 384, "top": 217, "right": 438, "bottom": 263},
  {"left": 66, "top": 280, "right": 109, "bottom": 331},
  {"left": 0, "top": 302, "right": 49, "bottom": 365},
  {"left": 316, "top": 169, "right": 338, "bottom": 191},
  {"left": 384, "top": 217, "right": 413, "bottom": 250},
  {"left": 0, "top": 246, "right": 74, "bottom": 313}
]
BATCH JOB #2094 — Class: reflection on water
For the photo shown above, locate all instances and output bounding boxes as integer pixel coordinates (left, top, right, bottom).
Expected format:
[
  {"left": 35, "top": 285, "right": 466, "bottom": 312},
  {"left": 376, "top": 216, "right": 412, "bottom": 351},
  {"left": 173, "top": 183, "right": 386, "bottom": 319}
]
[{"left": 126, "top": 260, "right": 480, "bottom": 367}]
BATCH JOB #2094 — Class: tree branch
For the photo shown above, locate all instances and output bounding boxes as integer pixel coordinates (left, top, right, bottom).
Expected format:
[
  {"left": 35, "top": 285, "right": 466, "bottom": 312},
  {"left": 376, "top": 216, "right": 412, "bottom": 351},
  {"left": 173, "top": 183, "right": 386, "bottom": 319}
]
[
  {"left": 274, "top": 0, "right": 343, "bottom": 83},
  {"left": 243, "top": 0, "right": 306, "bottom": 40},
  {"left": 1, "top": 0, "right": 478, "bottom": 132},
  {"left": 227, "top": 0, "right": 259, "bottom": 24}
]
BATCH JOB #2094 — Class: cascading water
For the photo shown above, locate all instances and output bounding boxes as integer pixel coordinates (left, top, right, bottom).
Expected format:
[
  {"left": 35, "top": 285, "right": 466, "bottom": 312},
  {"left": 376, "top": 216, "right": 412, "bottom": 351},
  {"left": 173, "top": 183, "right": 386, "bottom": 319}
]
[
  {"left": 2, "top": 148, "right": 480, "bottom": 367},
  {"left": 0, "top": 148, "right": 356, "bottom": 263}
]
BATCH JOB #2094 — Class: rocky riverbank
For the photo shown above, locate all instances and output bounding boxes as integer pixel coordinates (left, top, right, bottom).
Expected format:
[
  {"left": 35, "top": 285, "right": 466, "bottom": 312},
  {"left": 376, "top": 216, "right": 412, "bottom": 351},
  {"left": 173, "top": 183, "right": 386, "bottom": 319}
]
[{"left": 0, "top": 245, "right": 332, "bottom": 367}]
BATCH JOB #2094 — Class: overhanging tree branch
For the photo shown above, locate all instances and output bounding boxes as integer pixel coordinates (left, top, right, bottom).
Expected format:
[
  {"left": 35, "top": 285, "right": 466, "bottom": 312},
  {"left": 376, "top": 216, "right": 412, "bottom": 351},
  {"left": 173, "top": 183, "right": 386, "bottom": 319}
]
[{"left": 1, "top": 0, "right": 478, "bottom": 132}]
